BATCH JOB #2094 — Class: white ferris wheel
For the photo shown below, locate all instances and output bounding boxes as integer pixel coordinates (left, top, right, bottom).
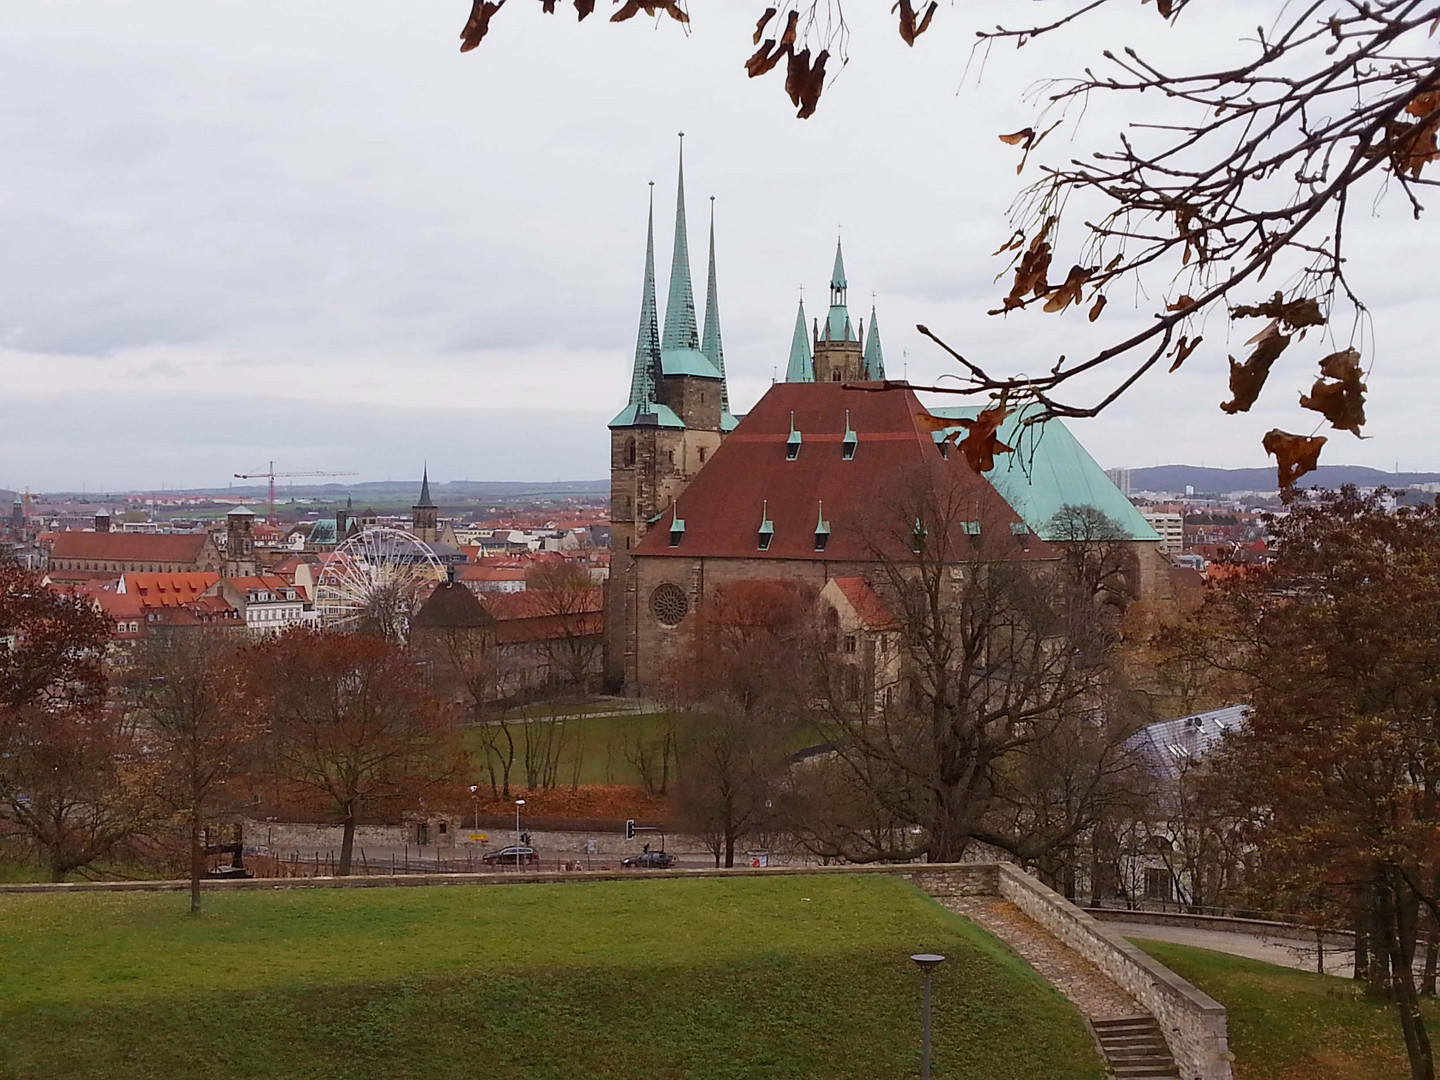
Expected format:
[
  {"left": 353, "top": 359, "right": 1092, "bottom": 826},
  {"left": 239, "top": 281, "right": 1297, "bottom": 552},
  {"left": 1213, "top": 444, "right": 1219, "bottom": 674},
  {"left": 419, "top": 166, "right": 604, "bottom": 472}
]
[{"left": 315, "top": 526, "right": 444, "bottom": 639}]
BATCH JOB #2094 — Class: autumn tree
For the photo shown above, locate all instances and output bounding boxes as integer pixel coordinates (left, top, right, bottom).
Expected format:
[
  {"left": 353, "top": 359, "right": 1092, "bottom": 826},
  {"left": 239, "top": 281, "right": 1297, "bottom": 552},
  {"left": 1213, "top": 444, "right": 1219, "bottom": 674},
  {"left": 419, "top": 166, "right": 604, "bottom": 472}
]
[
  {"left": 795, "top": 475, "right": 1130, "bottom": 866},
  {"left": 523, "top": 559, "right": 603, "bottom": 693},
  {"left": 250, "top": 629, "right": 464, "bottom": 875},
  {"left": 0, "top": 560, "right": 142, "bottom": 881},
  {"left": 130, "top": 630, "right": 258, "bottom": 914},
  {"left": 1195, "top": 488, "right": 1440, "bottom": 1080},
  {"left": 674, "top": 580, "right": 806, "bottom": 867},
  {"left": 459, "top": 1, "right": 1440, "bottom": 484}
]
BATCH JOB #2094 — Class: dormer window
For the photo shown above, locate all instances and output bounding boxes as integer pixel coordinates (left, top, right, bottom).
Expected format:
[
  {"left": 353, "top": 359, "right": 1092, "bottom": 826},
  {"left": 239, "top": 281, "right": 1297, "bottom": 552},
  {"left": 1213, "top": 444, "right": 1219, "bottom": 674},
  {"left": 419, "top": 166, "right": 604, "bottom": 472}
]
[
  {"left": 786, "top": 412, "right": 802, "bottom": 461},
  {"left": 758, "top": 501, "right": 775, "bottom": 551},
  {"left": 962, "top": 521, "right": 980, "bottom": 536},
  {"left": 911, "top": 517, "right": 927, "bottom": 555},
  {"left": 668, "top": 506, "right": 685, "bottom": 548},
  {"left": 841, "top": 411, "right": 858, "bottom": 460},
  {"left": 814, "top": 502, "right": 831, "bottom": 552},
  {"left": 933, "top": 431, "right": 950, "bottom": 459}
]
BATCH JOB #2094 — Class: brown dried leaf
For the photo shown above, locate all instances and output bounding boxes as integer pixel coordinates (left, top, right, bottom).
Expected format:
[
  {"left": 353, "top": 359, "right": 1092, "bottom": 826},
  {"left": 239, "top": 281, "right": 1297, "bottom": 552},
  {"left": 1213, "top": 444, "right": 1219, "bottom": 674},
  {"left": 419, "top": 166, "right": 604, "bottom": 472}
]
[
  {"left": 955, "top": 405, "right": 1014, "bottom": 473},
  {"left": 460, "top": 0, "right": 505, "bottom": 51},
  {"left": 1166, "top": 295, "right": 1196, "bottom": 312},
  {"left": 1088, "top": 294, "right": 1107, "bottom": 322},
  {"left": 1407, "top": 91, "right": 1440, "bottom": 119},
  {"left": 753, "top": 5, "right": 776, "bottom": 44},
  {"left": 1220, "top": 331, "right": 1290, "bottom": 414},
  {"left": 611, "top": 0, "right": 642, "bottom": 20},
  {"left": 1299, "top": 348, "right": 1367, "bottom": 435},
  {"left": 779, "top": 8, "right": 799, "bottom": 48},
  {"left": 793, "top": 49, "right": 828, "bottom": 119},
  {"left": 1230, "top": 291, "right": 1324, "bottom": 331},
  {"left": 574, "top": 0, "right": 595, "bottom": 16},
  {"left": 542, "top": 0, "right": 556, "bottom": 12},
  {"left": 1156, "top": 0, "right": 1173, "bottom": 17},
  {"left": 1168, "top": 334, "right": 1202, "bottom": 373},
  {"left": 1263, "top": 429, "right": 1326, "bottom": 490},
  {"left": 991, "top": 230, "right": 1025, "bottom": 257},
  {"left": 895, "top": 0, "right": 938, "bottom": 46},
  {"left": 1043, "top": 264, "right": 1092, "bottom": 313},
  {"left": 745, "top": 40, "right": 784, "bottom": 77},
  {"left": 999, "top": 128, "right": 1034, "bottom": 147}
]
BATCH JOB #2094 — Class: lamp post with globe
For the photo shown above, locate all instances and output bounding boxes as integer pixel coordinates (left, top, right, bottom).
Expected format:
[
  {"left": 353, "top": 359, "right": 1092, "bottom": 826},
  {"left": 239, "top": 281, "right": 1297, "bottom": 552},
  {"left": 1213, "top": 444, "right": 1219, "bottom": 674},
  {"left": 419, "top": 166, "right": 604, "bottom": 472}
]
[{"left": 910, "top": 953, "right": 946, "bottom": 1080}]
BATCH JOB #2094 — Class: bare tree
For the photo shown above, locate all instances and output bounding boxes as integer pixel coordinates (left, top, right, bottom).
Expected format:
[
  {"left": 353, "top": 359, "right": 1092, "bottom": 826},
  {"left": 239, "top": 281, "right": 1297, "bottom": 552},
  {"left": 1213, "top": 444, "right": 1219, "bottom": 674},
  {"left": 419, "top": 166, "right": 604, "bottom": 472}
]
[
  {"left": 131, "top": 630, "right": 258, "bottom": 914},
  {"left": 524, "top": 560, "right": 604, "bottom": 693},
  {"left": 250, "top": 629, "right": 464, "bottom": 875}
]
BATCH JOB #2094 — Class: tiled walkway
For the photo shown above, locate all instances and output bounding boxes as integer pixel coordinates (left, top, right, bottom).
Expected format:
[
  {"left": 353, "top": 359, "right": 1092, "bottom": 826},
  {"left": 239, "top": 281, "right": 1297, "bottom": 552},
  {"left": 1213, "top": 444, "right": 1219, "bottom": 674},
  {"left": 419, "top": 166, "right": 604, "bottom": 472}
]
[{"left": 941, "top": 895, "right": 1147, "bottom": 1021}]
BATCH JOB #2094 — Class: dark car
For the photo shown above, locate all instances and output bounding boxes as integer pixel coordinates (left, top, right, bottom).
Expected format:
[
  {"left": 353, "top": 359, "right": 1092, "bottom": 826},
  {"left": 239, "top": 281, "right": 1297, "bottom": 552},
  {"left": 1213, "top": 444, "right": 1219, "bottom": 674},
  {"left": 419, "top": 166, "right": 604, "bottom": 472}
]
[
  {"left": 481, "top": 846, "right": 539, "bottom": 866},
  {"left": 622, "top": 850, "right": 679, "bottom": 869}
]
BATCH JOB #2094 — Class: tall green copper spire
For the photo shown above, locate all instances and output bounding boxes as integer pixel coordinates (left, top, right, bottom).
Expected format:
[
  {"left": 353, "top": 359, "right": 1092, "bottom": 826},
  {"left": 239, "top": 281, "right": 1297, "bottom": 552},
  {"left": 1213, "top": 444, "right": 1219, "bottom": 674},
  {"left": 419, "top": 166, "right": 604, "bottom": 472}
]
[
  {"left": 624, "top": 183, "right": 662, "bottom": 415},
  {"left": 786, "top": 298, "right": 814, "bottom": 382},
  {"left": 661, "top": 133, "right": 700, "bottom": 353},
  {"left": 825, "top": 236, "right": 855, "bottom": 342},
  {"left": 417, "top": 464, "right": 435, "bottom": 508},
  {"left": 701, "top": 196, "right": 729, "bottom": 411},
  {"left": 863, "top": 303, "right": 885, "bottom": 379}
]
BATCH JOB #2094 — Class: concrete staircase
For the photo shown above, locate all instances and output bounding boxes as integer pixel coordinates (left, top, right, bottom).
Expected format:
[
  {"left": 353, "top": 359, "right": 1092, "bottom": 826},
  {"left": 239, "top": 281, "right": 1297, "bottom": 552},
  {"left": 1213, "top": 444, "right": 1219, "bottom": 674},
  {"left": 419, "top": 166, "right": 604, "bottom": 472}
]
[{"left": 1091, "top": 1016, "right": 1181, "bottom": 1079}]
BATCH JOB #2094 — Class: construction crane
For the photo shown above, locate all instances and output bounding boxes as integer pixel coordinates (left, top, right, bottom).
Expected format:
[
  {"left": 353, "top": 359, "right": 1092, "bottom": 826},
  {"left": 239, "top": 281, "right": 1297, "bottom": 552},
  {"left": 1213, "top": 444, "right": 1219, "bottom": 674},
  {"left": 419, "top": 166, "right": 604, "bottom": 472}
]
[{"left": 233, "top": 461, "right": 359, "bottom": 527}]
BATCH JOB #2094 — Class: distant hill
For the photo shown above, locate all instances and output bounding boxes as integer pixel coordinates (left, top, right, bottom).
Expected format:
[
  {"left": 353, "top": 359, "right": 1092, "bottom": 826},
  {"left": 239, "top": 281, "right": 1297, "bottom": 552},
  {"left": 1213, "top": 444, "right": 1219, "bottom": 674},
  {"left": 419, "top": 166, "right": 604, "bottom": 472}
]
[{"left": 1127, "top": 465, "right": 1440, "bottom": 494}]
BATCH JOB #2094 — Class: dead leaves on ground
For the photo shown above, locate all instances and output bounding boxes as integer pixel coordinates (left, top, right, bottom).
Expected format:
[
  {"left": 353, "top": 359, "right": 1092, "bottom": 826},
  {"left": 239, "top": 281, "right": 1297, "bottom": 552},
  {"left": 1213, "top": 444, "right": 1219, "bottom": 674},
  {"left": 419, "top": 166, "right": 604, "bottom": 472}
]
[
  {"left": 916, "top": 406, "right": 1014, "bottom": 474},
  {"left": 1264, "top": 430, "right": 1327, "bottom": 490}
]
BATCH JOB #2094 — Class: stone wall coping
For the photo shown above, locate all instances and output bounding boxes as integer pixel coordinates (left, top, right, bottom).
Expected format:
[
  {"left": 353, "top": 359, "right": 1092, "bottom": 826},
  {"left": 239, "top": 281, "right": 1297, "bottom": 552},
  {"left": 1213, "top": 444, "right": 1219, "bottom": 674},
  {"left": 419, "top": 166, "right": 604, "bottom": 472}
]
[
  {"left": 0, "top": 861, "right": 993, "bottom": 896},
  {"left": 997, "top": 863, "right": 1227, "bottom": 1018},
  {"left": 1088, "top": 905, "right": 1354, "bottom": 946}
]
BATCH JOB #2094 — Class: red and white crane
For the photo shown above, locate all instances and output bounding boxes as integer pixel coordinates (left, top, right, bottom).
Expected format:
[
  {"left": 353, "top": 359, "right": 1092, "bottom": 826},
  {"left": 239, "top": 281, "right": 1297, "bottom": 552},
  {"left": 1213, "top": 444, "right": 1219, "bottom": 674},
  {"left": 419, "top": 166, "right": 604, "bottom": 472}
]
[{"left": 233, "top": 461, "right": 359, "bottom": 527}]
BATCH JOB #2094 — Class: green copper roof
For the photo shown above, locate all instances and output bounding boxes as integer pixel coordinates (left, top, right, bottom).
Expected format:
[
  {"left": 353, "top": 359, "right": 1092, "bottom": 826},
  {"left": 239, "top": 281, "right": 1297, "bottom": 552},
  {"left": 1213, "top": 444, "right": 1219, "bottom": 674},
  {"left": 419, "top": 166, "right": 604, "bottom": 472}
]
[
  {"left": 621, "top": 184, "right": 662, "bottom": 422},
  {"left": 721, "top": 410, "right": 739, "bottom": 432},
  {"left": 701, "top": 197, "right": 729, "bottom": 411},
  {"left": 824, "top": 237, "right": 855, "bottom": 342},
  {"left": 416, "top": 465, "right": 435, "bottom": 508},
  {"left": 661, "top": 136, "right": 700, "bottom": 354},
  {"left": 609, "top": 401, "right": 685, "bottom": 429},
  {"left": 786, "top": 299, "right": 813, "bottom": 381},
  {"left": 660, "top": 346, "right": 722, "bottom": 379},
  {"left": 863, "top": 305, "right": 885, "bottom": 379},
  {"left": 927, "top": 407, "right": 1161, "bottom": 541}
]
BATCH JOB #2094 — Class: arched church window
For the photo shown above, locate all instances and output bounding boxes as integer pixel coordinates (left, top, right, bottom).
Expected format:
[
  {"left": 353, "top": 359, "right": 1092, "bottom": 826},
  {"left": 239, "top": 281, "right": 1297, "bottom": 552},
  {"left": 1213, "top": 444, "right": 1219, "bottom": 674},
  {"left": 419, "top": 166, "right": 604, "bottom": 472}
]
[
  {"left": 832, "top": 370, "right": 841, "bottom": 382},
  {"left": 626, "top": 438, "right": 636, "bottom": 466}
]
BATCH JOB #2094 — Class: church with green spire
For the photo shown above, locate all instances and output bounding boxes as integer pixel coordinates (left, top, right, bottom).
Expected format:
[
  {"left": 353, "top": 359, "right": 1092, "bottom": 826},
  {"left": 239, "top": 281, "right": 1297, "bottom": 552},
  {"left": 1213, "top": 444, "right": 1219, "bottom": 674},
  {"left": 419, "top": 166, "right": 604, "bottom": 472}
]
[{"left": 789, "top": 237, "right": 886, "bottom": 384}]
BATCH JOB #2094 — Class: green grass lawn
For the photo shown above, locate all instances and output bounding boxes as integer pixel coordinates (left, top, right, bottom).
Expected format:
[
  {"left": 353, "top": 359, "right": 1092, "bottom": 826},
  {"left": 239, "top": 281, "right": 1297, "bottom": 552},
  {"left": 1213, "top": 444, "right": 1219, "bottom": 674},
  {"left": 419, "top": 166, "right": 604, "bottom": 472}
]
[
  {"left": 1134, "top": 938, "right": 1434, "bottom": 1080},
  {"left": 0, "top": 875, "right": 1104, "bottom": 1080},
  {"left": 465, "top": 711, "right": 672, "bottom": 787}
]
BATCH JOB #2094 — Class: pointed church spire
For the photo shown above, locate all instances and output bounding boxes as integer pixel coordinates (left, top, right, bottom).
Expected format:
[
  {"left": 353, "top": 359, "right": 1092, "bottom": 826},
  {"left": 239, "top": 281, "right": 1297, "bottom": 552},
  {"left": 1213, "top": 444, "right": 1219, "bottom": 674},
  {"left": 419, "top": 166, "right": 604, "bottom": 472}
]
[
  {"left": 863, "top": 303, "right": 886, "bottom": 379},
  {"left": 786, "top": 299, "right": 814, "bottom": 382},
  {"left": 701, "top": 196, "right": 730, "bottom": 411},
  {"left": 417, "top": 464, "right": 435, "bottom": 508},
  {"left": 661, "top": 133, "right": 699, "bottom": 353},
  {"left": 826, "top": 236, "right": 855, "bottom": 343},
  {"left": 624, "top": 183, "right": 662, "bottom": 415}
]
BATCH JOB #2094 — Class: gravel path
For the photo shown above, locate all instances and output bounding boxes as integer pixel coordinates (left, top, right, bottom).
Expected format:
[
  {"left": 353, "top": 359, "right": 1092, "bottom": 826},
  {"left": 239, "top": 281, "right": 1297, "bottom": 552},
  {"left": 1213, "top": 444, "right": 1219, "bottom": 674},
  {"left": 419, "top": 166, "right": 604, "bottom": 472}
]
[{"left": 942, "top": 896, "right": 1148, "bottom": 1021}]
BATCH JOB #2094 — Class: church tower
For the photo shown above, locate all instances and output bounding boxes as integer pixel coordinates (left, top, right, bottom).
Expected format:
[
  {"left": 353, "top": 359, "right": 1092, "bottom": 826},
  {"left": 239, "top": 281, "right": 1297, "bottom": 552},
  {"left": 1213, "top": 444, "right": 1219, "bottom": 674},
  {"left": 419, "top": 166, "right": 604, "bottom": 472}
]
[
  {"left": 607, "top": 136, "right": 731, "bottom": 689},
  {"left": 225, "top": 506, "right": 258, "bottom": 577},
  {"left": 812, "top": 239, "right": 866, "bottom": 383},
  {"left": 412, "top": 467, "right": 438, "bottom": 543}
]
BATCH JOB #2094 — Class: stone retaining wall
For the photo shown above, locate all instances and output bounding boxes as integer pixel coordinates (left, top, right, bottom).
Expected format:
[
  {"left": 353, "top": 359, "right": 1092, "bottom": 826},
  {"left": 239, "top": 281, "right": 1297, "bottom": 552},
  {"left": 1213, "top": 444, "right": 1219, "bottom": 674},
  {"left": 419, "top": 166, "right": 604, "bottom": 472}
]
[
  {"left": 996, "top": 864, "right": 1232, "bottom": 1080},
  {"left": 1088, "top": 906, "right": 1352, "bottom": 948}
]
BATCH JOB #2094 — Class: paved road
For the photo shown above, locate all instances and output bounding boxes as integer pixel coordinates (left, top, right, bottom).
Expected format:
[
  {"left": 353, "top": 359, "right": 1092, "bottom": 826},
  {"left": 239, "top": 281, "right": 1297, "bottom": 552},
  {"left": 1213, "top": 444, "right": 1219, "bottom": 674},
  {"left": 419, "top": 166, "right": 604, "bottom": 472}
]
[{"left": 1108, "top": 920, "right": 1355, "bottom": 977}]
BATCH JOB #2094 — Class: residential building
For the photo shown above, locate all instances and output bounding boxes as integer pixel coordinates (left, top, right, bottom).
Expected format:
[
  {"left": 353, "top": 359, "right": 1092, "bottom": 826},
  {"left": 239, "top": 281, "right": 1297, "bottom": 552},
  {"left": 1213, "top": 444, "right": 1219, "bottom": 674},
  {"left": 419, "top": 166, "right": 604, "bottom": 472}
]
[{"left": 1141, "top": 510, "right": 1184, "bottom": 555}]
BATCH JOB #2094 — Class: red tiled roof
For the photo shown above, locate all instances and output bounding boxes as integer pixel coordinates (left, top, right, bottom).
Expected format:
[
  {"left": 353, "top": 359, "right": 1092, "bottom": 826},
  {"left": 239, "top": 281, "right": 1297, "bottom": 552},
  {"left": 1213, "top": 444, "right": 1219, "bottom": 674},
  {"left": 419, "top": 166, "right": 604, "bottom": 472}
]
[
  {"left": 829, "top": 577, "right": 900, "bottom": 631},
  {"left": 460, "top": 565, "right": 529, "bottom": 583},
  {"left": 122, "top": 572, "right": 220, "bottom": 608},
  {"left": 631, "top": 382, "right": 1049, "bottom": 562},
  {"left": 49, "top": 531, "right": 211, "bottom": 563},
  {"left": 223, "top": 575, "right": 292, "bottom": 592},
  {"left": 43, "top": 568, "right": 122, "bottom": 586},
  {"left": 479, "top": 588, "right": 603, "bottom": 621}
]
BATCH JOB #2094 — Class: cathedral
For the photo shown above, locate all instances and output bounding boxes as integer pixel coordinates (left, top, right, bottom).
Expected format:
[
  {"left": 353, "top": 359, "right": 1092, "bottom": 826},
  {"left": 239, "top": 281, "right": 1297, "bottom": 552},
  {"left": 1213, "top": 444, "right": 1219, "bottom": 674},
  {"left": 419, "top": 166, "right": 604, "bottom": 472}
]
[{"left": 605, "top": 143, "right": 1170, "bottom": 695}]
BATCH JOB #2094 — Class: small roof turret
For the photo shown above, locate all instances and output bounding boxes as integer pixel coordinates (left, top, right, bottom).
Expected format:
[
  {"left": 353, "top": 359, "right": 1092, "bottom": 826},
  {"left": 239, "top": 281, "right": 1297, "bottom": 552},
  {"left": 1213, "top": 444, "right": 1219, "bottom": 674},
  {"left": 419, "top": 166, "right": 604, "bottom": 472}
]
[{"left": 825, "top": 236, "right": 855, "bottom": 343}]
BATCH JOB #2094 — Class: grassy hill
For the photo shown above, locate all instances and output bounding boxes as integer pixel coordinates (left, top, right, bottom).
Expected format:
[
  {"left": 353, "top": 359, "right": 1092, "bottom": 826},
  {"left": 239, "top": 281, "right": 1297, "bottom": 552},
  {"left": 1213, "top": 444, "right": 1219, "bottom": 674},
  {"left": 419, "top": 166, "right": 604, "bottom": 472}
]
[
  {"left": 0, "top": 875, "right": 1103, "bottom": 1080},
  {"left": 1135, "top": 938, "right": 1433, "bottom": 1080}
]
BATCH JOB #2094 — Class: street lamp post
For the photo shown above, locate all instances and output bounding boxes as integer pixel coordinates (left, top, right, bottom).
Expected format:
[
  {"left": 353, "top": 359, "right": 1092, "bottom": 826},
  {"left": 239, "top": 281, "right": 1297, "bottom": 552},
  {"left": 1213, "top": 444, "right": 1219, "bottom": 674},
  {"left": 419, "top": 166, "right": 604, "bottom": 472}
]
[
  {"left": 515, "top": 799, "right": 525, "bottom": 870},
  {"left": 910, "top": 953, "right": 946, "bottom": 1080},
  {"left": 470, "top": 785, "right": 479, "bottom": 832}
]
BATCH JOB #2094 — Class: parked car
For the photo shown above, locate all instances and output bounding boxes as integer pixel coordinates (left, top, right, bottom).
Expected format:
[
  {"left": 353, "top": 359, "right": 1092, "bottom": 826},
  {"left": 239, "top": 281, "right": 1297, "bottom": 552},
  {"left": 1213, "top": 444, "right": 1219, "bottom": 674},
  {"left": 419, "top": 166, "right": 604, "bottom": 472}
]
[
  {"left": 481, "top": 846, "right": 539, "bottom": 866},
  {"left": 622, "top": 850, "right": 679, "bottom": 869}
]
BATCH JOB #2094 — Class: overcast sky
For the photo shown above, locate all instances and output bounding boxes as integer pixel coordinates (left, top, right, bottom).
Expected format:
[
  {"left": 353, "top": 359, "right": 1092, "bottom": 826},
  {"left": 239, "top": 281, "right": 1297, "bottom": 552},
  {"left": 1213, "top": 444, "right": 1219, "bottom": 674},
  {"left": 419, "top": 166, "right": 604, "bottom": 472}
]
[{"left": 3, "top": 1, "right": 1436, "bottom": 492}]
